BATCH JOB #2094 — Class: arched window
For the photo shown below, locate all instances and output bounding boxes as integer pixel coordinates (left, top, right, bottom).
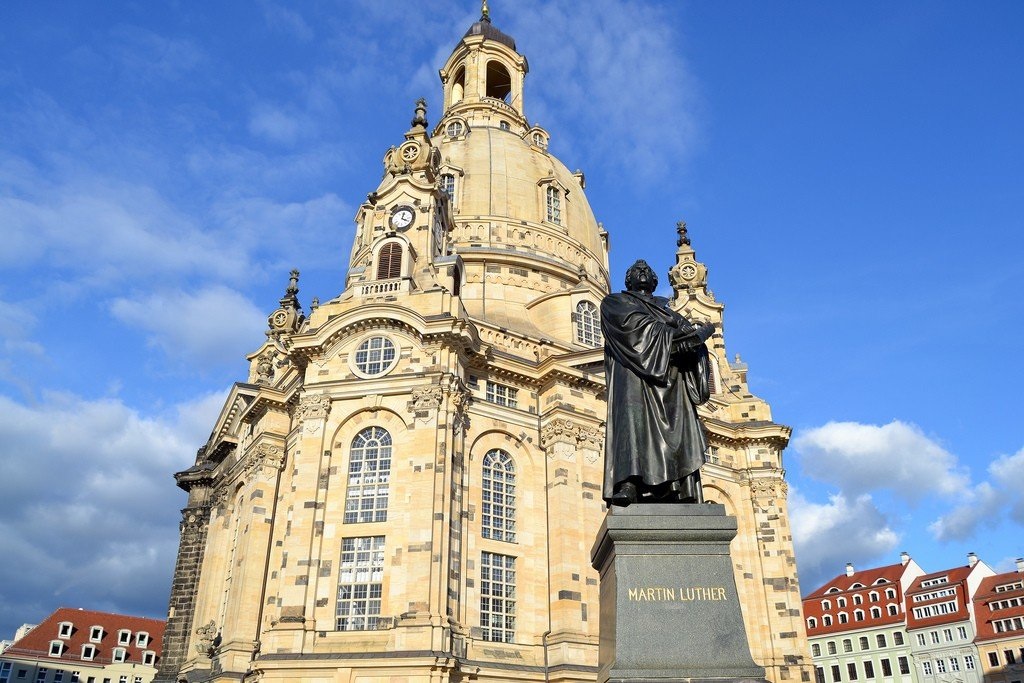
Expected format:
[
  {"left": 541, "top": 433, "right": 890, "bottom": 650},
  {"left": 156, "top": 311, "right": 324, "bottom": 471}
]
[
  {"left": 838, "top": 597, "right": 847, "bottom": 608},
  {"left": 451, "top": 66, "right": 465, "bottom": 104},
  {"left": 575, "top": 301, "right": 602, "bottom": 347},
  {"left": 482, "top": 449, "right": 516, "bottom": 542},
  {"left": 807, "top": 617, "right": 818, "bottom": 629},
  {"left": 885, "top": 588, "right": 896, "bottom": 599},
  {"left": 377, "top": 242, "right": 402, "bottom": 280},
  {"left": 485, "top": 61, "right": 511, "bottom": 101},
  {"left": 869, "top": 590, "right": 879, "bottom": 602},
  {"left": 345, "top": 427, "right": 392, "bottom": 523},
  {"left": 822, "top": 614, "right": 832, "bottom": 626},
  {"left": 838, "top": 612, "right": 848, "bottom": 624},
  {"left": 887, "top": 604, "right": 898, "bottom": 616},
  {"left": 821, "top": 599, "right": 831, "bottom": 610},
  {"left": 871, "top": 606, "right": 882, "bottom": 618},
  {"left": 854, "top": 609, "right": 865, "bottom": 621},
  {"left": 546, "top": 186, "right": 561, "bottom": 224},
  {"left": 854, "top": 594, "right": 863, "bottom": 605}
]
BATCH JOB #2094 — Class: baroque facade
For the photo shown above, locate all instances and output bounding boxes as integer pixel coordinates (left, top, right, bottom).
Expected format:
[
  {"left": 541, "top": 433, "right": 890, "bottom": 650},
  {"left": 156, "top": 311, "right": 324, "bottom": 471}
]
[{"left": 156, "top": 9, "right": 810, "bottom": 683}]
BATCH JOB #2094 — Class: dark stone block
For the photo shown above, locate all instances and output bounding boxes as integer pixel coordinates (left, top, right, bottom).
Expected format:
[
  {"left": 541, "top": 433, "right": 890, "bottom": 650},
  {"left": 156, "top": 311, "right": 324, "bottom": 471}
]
[{"left": 591, "top": 504, "right": 767, "bottom": 683}]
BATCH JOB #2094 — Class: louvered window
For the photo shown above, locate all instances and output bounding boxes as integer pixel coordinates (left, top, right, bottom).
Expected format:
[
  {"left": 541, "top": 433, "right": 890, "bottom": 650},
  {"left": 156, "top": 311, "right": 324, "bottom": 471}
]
[{"left": 376, "top": 243, "right": 402, "bottom": 280}]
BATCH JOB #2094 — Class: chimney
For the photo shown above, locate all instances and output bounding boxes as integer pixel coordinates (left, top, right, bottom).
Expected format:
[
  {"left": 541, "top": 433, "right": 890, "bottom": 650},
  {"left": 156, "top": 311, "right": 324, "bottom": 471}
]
[
  {"left": 1016, "top": 558, "right": 1023, "bottom": 574},
  {"left": 967, "top": 552, "right": 978, "bottom": 568},
  {"left": 900, "top": 551, "right": 910, "bottom": 566},
  {"left": 846, "top": 563, "right": 855, "bottom": 577}
]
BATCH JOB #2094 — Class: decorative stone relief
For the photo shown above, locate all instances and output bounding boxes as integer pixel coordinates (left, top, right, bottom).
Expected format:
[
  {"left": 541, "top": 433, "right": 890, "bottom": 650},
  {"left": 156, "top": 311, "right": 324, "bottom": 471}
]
[
  {"left": 541, "top": 418, "right": 579, "bottom": 448},
  {"left": 243, "top": 444, "right": 285, "bottom": 480},
  {"left": 297, "top": 393, "right": 330, "bottom": 421},
  {"left": 194, "top": 620, "right": 217, "bottom": 656},
  {"left": 577, "top": 425, "right": 604, "bottom": 458},
  {"left": 443, "top": 376, "right": 472, "bottom": 435},
  {"left": 412, "top": 385, "right": 443, "bottom": 411},
  {"left": 180, "top": 508, "right": 208, "bottom": 542},
  {"left": 255, "top": 350, "right": 277, "bottom": 385}
]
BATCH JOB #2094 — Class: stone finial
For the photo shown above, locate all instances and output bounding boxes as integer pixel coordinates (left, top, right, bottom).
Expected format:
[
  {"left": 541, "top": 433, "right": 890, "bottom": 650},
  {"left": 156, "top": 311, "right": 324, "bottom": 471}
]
[
  {"left": 676, "top": 220, "right": 691, "bottom": 247},
  {"left": 286, "top": 269, "right": 299, "bottom": 297},
  {"left": 411, "top": 98, "right": 428, "bottom": 129}
]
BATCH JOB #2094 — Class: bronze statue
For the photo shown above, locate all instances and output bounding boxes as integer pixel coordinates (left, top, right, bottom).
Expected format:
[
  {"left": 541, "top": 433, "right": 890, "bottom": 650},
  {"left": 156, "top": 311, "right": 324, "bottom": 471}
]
[{"left": 600, "top": 259, "right": 715, "bottom": 506}]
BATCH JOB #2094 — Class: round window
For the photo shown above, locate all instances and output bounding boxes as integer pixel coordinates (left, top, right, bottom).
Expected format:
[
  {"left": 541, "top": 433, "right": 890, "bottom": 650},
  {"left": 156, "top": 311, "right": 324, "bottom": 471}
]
[
  {"left": 353, "top": 336, "right": 397, "bottom": 376},
  {"left": 446, "top": 121, "right": 464, "bottom": 137}
]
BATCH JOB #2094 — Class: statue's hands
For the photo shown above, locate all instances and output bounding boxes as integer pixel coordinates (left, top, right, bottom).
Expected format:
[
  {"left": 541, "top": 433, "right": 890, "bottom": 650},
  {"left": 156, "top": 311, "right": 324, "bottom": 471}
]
[{"left": 696, "top": 322, "right": 715, "bottom": 342}]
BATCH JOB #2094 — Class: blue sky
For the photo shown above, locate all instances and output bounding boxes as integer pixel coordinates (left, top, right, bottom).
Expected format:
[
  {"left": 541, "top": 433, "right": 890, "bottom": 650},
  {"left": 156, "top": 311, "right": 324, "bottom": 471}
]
[{"left": 1, "top": 1, "right": 1022, "bottom": 638}]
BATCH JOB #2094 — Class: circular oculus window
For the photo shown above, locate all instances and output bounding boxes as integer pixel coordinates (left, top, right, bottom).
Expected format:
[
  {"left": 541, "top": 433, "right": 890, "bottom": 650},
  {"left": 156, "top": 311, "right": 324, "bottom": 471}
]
[
  {"left": 351, "top": 336, "right": 398, "bottom": 377},
  {"left": 446, "top": 121, "right": 465, "bottom": 137}
]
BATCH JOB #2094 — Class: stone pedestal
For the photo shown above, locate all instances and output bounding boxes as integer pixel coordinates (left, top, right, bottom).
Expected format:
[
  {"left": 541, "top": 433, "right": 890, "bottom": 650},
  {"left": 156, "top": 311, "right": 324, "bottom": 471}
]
[{"left": 590, "top": 504, "right": 767, "bottom": 683}]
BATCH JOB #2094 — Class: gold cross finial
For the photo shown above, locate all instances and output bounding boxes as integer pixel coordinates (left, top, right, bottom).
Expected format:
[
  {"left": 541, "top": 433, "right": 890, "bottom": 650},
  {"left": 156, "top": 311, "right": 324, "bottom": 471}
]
[{"left": 481, "top": 0, "right": 490, "bottom": 21}]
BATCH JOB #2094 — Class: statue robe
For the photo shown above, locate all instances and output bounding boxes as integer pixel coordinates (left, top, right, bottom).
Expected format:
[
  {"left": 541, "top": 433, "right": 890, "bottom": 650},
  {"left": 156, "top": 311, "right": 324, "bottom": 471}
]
[{"left": 600, "top": 291, "right": 711, "bottom": 503}]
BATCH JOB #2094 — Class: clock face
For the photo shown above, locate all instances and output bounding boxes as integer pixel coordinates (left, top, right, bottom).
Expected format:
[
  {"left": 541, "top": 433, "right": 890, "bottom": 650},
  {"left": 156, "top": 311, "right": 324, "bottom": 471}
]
[{"left": 391, "top": 207, "right": 414, "bottom": 229}]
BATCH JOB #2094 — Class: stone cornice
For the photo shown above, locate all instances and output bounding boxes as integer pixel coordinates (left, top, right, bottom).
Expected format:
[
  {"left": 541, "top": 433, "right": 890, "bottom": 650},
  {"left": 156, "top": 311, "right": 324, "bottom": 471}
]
[{"left": 704, "top": 417, "right": 792, "bottom": 449}]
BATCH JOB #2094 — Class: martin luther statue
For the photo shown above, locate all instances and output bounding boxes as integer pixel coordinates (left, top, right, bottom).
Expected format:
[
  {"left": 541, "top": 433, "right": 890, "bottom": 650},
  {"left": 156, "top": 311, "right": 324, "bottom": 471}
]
[{"left": 601, "top": 259, "right": 715, "bottom": 506}]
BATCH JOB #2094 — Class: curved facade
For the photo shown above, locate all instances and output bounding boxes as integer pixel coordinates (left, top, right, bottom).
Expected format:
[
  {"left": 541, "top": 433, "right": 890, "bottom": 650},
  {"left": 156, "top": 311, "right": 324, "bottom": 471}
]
[{"left": 156, "top": 11, "right": 810, "bottom": 683}]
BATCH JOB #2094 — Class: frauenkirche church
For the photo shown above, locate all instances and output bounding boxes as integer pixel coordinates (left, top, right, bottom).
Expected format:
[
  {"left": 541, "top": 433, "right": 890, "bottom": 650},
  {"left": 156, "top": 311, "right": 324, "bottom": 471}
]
[{"left": 157, "top": 7, "right": 811, "bottom": 683}]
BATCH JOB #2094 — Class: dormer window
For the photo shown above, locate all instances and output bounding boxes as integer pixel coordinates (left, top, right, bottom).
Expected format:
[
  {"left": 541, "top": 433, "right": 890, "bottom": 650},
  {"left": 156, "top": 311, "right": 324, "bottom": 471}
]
[
  {"left": 142, "top": 650, "right": 156, "bottom": 666},
  {"left": 575, "top": 301, "right": 602, "bottom": 347},
  {"left": 545, "top": 186, "right": 561, "bottom": 224},
  {"left": 81, "top": 644, "right": 97, "bottom": 661},
  {"left": 136, "top": 632, "right": 149, "bottom": 647},
  {"left": 440, "top": 174, "right": 456, "bottom": 204},
  {"left": 112, "top": 647, "right": 127, "bottom": 663},
  {"left": 48, "top": 640, "right": 64, "bottom": 657},
  {"left": 117, "top": 630, "right": 131, "bottom": 646},
  {"left": 89, "top": 626, "right": 103, "bottom": 642},
  {"left": 532, "top": 131, "right": 547, "bottom": 149},
  {"left": 445, "top": 121, "right": 465, "bottom": 137},
  {"left": 58, "top": 621, "right": 73, "bottom": 638}
]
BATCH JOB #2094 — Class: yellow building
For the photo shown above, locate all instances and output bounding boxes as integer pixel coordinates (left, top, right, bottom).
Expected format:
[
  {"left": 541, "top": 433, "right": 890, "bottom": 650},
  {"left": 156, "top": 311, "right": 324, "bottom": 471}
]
[{"left": 156, "top": 8, "right": 811, "bottom": 683}]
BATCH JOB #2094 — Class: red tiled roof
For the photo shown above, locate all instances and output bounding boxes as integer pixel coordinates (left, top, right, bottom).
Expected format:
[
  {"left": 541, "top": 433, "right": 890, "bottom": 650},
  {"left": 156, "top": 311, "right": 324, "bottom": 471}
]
[
  {"left": 905, "top": 565, "right": 975, "bottom": 630},
  {"left": 973, "top": 569, "right": 1024, "bottom": 642},
  {"left": 802, "top": 563, "right": 908, "bottom": 636},
  {"left": 805, "top": 563, "right": 906, "bottom": 599},
  {"left": 3, "top": 607, "right": 165, "bottom": 667}
]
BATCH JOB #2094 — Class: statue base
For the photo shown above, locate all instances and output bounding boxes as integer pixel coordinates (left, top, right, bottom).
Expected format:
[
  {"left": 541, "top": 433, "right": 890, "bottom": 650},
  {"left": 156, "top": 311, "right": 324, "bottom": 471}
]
[{"left": 590, "top": 504, "right": 767, "bottom": 683}]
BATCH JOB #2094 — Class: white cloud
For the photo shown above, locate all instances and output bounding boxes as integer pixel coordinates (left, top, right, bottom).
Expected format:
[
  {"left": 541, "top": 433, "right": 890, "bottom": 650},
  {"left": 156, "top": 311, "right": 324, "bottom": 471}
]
[
  {"left": 110, "top": 286, "right": 267, "bottom": 367},
  {"left": 504, "top": 0, "right": 701, "bottom": 182},
  {"left": 249, "top": 106, "right": 305, "bottom": 145},
  {"left": 0, "top": 389, "right": 224, "bottom": 629},
  {"left": 790, "top": 489, "right": 900, "bottom": 589},
  {"left": 990, "top": 447, "right": 1024, "bottom": 524},
  {"left": 928, "top": 482, "right": 1004, "bottom": 541},
  {"left": 793, "top": 420, "right": 968, "bottom": 501},
  {"left": 259, "top": 1, "right": 314, "bottom": 42},
  {"left": 929, "top": 446, "right": 1024, "bottom": 539}
]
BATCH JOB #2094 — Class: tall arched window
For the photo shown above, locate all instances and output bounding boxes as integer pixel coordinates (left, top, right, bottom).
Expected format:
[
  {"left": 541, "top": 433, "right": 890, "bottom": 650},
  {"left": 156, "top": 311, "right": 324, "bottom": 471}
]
[
  {"left": 485, "top": 61, "right": 511, "bottom": 102},
  {"left": 482, "top": 449, "right": 516, "bottom": 542},
  {"left": 451, "top": 66, "right": 465, "bottom": 104},
  {"left": 545, "top": 186, "right": 561, "bottom": 224},
  {"left": 575, "top": 301, "right": 602, "bottom": 347},
  {"left": 376, "top": 242, "right": 402, "bottom": 280},
  {"left": 345, "top": 427, "right": 392, "bottom": 523}
]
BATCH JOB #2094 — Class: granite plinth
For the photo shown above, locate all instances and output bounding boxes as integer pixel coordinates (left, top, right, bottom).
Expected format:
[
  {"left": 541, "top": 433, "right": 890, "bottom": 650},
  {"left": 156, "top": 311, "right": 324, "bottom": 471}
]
[{"left": 590, "top": 504, "right": 767, "bottom": 683}]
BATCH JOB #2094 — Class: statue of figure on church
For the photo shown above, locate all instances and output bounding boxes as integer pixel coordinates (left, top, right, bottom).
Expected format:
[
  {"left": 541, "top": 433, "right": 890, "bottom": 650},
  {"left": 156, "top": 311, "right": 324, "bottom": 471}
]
[{"left": 600, "top": 259, "right": 715, "bottom": 506}]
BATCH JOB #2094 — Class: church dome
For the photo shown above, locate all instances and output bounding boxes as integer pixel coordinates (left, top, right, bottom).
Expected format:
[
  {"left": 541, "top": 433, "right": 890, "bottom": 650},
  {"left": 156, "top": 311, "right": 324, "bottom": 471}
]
[
  {"left": 462, "top": 17, "right": 516, "bottom": 51},
  {"left": 434, "top": 125, "right": 607, "bottom": 286}
]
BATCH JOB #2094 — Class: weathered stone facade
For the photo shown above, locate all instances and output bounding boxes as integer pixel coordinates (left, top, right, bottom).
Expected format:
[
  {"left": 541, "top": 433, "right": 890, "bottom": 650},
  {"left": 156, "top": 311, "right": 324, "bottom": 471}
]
[{"left": 156, "top": 9, "right": 811, "bottom": 683}]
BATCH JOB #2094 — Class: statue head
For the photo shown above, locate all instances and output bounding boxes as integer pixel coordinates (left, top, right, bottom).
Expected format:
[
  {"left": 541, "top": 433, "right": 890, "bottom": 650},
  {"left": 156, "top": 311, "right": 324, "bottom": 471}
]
[{"left": 624, "top": 259, "right": 657, "bottom": 295}]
